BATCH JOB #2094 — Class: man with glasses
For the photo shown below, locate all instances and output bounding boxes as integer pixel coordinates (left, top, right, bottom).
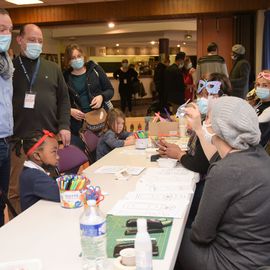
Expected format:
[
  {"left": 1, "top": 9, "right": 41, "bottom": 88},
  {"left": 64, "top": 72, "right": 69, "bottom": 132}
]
[{"left": 0, "top": 8, "right": 14, "bottom": 226}]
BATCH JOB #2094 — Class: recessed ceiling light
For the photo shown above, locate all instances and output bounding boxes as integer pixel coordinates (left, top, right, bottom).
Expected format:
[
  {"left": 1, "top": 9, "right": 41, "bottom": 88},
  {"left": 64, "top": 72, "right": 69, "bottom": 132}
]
[
  {"left": 177, "top": 44, "right": 180, "bottom": 48},
  {"left": 183, "top": 42, "right": 186, "bottom": 45},
  {"left": 185, "top": 33, "right": 192, "bottom": 39},
  {"left": 108, "top": 22, "right": 115, "bottom": 28},
  {"left": 150, "top": 41, "right": 155, "bottom": 45},
  {"left": 116, "top": 43, "right": 119, "bottom": 47},
  {"left": 5, "top": 0, "right": 43, "bottom": 5}
]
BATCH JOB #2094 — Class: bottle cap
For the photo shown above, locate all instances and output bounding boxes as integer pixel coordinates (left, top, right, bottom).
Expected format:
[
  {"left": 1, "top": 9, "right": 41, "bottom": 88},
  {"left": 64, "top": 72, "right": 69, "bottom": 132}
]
[{"left": 137, "top": 218, "right": 147, "bottom": 232}]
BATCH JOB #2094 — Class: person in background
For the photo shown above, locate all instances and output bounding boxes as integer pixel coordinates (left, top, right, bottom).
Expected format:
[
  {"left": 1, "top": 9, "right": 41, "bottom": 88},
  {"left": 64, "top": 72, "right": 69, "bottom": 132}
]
[
  {"left": 20, "top": 130, "right": 60, "bottom": 211},
  {"left": 164, "top": 52, "right": 186, "bottom": 113},
  {"left": 254, "top": 70, "right": 270, "bottom": 147},
  {"left": 0, "top": 8, "right": 14, "bottom": 226},
  {"left": 177, "top": 96, "right": 270, "bottom": 270},
  {"left": 153, "top": 56, "right": 170, "bottom": 112},
  {"left": 63, "top": 44, "right": 114, "bottom": 150},
  {"left": 229, "top": 44, "right": 251, "bottom": 99},
  {"left": 113, "top": 59, "right": 138, "bottom": 116},
  {"left": 9, "top": 24, "right": 70, "bottom": 215},
  {"left": 96, "top": 108, "right": 135, "bottom": 160},
  {"left": 183, "top": 56, "right": 196, "bottom": 102},
  {"left": 195, "top": 42, "right": 228, "bottom": 83}
]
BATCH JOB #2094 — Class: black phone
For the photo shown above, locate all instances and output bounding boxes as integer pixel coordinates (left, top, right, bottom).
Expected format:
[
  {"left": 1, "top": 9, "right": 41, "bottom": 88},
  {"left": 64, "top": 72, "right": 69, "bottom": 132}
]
[{"left": 150, "top": 154, "right": 160, "bottom": 162}]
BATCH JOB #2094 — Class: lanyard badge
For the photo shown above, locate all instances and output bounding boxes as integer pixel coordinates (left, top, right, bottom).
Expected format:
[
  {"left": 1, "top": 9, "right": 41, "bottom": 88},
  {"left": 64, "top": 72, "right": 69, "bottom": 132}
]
[{"left": 19, "top": 56, "right": 40, "bottom": 109}]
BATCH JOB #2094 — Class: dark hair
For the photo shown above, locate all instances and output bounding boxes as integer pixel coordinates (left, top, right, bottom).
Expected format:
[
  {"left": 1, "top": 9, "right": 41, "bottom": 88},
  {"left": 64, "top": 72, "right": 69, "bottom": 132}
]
[
  {"left": 22, "top": 131, "right": 48, "bottom": 155},
  {"left": 122, "top": 59, "right": 128, "bottom": 64},
  {"left": 207, "top": 42, "right": 218, "bottom": 53},
  {"left": 0, "top": 8, "right": 9, "bottom": 15},
  {"left": 175, "top": 52, "right": 186, "bottom": 61},
  {"left": 208, "top": 72, "right": 232, "bottom": 96},
  {"left": 64, "top": 44, "right": 85, "bottom": 69},
  {"left": 103, "top": 108, "right": 126, "bottom": 133}
]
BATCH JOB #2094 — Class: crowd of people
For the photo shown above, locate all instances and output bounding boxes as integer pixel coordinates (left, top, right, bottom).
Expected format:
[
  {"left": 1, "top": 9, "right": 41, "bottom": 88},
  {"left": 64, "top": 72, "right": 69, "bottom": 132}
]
[{"left": 1, "top": 7, "right": 270, "bottom": 269}]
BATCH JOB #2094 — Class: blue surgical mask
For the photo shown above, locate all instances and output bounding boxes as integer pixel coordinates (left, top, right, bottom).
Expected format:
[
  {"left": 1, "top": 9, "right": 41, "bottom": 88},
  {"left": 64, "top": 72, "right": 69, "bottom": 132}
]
[
  {"left": 0, "top": 34, "right": 11, "bottom": 53},
  {"left": 196, "top": 97, "right": 208, "bottom": 115},
  {"left": 70, "top": 58, "right": 84, "bottom": 70},
  {"left": 24, "top": 43, "right": 42, "bottom": 60},
  {"left": 256, "top": 87, "right": 270, "bottom": 100}
]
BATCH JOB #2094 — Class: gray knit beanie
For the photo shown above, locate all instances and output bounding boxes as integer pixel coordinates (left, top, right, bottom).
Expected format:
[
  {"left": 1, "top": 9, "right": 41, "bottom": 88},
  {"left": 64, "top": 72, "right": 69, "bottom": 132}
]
[{"left": 210, "top": 96, "right": 261, "bottom": 150}]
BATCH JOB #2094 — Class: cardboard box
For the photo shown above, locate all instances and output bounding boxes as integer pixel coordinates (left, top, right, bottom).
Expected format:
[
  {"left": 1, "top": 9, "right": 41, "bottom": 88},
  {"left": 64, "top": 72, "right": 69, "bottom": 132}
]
[{"left": 149, "top": 121, "right": 179, "bottom": 137}]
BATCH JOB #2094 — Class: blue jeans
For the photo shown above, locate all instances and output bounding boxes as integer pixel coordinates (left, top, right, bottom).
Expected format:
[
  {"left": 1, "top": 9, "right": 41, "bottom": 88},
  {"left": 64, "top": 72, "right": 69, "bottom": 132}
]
[{"left": 0, "top": 138, "right": 10, "bottom": 227}]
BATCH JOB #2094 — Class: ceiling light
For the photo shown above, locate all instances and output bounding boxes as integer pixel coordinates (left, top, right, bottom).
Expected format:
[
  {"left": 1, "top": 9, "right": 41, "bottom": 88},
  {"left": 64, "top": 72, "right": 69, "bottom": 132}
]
[
  {"left": 5, "top": 0, "right": 43, "bottom": 5},
  {"left": 177, "top": 44, "right": 180, "bottom": 48},
  {"left": 108, "top": 22, "right": 115, "bottom": 28},
  {"left": 116, "top": 44, "right": 119, "bottom": 47},
  {"left": 150, "top": 41, "right": 155, "bottom": 45},
  {"left": 183, "top": 42, "right": 186, "bottom": 45},
  {"left": 185, "top": 33, "right": 192, "bottom": 39}
]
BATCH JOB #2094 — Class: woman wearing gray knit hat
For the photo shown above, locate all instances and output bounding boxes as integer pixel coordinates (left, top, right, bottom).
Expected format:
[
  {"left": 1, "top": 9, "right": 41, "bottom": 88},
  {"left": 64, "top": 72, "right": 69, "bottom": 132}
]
[{"left": 177, "top": 96, "right": 270, "bottom": 270}]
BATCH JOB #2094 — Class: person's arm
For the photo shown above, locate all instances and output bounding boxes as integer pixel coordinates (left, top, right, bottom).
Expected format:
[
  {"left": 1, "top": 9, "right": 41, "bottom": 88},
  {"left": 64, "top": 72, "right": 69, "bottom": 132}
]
[
  {"left": 103, "top": 130, "right": 125, "bottom": 149},
  {"left": 222, "top": 63, "right": 229, "bottom": 77},
  {"left": 56, "top": 67, "right": 71, "bottom": 131},
  {"left": 95, "top": 65, "right": 114, "bottom": 102},
  {"left": 191, "top": 164, "right": 239, "bottom": 244},
  {"left": 185, "top": 103, "right": 217, "bottom": 160},
  {"left": 33, "top": 171, "right": 60, "bottom": 203},
  {"left": 113, "top": 69, "right": 119, "bottom": 80},
  {"left": 180, "top": 139, "right": 210, "bottom": 174}
]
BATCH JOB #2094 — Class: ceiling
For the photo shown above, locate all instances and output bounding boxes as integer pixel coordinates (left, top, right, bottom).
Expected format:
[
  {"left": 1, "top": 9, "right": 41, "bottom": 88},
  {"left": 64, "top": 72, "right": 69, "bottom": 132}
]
[
  {"left": 0, "top": 0, "right": 120, "bottom": 8},
  {"left": 47, "top": 19, "right": 197, "bottom": 49}
]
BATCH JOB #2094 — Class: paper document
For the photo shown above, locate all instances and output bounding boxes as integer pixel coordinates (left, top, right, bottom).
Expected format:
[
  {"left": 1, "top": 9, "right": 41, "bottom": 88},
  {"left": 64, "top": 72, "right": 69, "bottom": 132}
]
[
  {"left": 136, "top": 182, "right": 195, "bottom": 193},
  {"left": 109, "top": 199, "right": 189, "bottom": 218},
  {"left": 94, "top": 165, "right": 145, "bottom": 175}
]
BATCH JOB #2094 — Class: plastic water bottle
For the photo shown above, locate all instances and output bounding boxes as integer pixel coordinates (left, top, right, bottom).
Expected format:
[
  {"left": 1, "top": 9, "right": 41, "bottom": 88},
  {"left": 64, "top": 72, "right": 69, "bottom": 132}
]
[
  {"left": 80, "top": 200, "right": 107, "bottom": 270},
  {"left": 135, "top": 218, "right": 153, "bottom": 270}
]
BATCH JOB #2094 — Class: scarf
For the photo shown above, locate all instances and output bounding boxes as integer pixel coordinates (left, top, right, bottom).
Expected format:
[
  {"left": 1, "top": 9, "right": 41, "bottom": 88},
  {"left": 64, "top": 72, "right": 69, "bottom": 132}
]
[{"left": 0, "top": 52, "right": 14, "bottom": 80}]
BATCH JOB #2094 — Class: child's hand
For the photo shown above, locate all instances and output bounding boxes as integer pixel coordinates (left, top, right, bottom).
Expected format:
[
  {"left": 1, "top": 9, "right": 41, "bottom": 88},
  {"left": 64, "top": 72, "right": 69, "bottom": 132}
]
[
  {"left": 71, "top": 108, "right": 85, "bottom": 121},
  {"left": 124, "top": 136, "right": 135, "bottom": 146}
]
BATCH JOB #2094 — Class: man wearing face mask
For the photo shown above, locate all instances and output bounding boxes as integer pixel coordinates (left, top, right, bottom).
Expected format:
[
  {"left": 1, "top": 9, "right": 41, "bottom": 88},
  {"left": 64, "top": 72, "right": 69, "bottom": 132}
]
[
  {"left": 229, "top": 44, "right": 251, "bottom": 99},
  {"left": 9, "top": 24, "right": 71, "bottom": 215},
  {"left": 164, "top": 52, "right": 186, "bottom": 113},
  {"left": 0, "top": 8, "right": 14, "bottom": 226}
]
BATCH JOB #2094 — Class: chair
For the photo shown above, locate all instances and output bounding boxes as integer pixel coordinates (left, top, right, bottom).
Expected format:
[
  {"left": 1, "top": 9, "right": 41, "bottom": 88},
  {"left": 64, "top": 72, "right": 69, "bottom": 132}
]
[
  {"left": 80, "top": 130, "right": 99, "bottom": 163},
  {"left": 57, "top": 145, "right": 89, "bottom": 174}
]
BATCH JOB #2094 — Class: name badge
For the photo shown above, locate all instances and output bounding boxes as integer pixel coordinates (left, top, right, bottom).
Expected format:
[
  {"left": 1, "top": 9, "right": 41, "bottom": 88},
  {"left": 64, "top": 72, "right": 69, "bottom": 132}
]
[
  {"left": 123, "top": 79, "right": 127, "bottom": 84},
  {"left": 24, "top": 92, "right": 36, "bottom": 109}
]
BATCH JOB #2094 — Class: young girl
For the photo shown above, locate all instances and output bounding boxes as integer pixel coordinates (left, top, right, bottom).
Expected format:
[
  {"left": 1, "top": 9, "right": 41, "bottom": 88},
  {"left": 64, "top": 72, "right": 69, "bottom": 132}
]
[
  {"left": 96, "top": 108, "right": 135, "bottom": 160},
  {"left": 20, "top": 130, "right": 60, "bottom": 211}
]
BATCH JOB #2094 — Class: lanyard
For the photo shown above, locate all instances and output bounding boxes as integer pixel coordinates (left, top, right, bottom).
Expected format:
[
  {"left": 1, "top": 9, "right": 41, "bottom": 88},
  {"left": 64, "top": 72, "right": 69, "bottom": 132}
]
[{"left": 19, "top": 56, "right": 40, "bottom": 93}]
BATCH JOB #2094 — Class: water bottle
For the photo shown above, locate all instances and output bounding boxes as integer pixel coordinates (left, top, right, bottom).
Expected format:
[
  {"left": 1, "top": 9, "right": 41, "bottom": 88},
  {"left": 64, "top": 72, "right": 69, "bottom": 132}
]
[
  {"left": 135, "top": 218, "right": 152, "bottom": 270},
  {"left": 177, "top": 107, "right": 187, "bottom": 138},
  {"left": 80, "top": 200, "right": 107, "bottom": 270}
]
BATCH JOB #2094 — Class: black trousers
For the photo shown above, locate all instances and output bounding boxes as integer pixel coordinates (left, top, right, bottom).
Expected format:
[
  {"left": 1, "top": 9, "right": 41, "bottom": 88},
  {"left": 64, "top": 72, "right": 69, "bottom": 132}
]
[{"left": 119, "top": 85, "right": 132, "bottom": 112}]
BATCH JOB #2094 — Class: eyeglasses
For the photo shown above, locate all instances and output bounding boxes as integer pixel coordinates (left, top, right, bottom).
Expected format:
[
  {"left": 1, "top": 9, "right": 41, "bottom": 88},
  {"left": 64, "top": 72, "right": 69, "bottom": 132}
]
[
  {"left": 257, "top": 71, "right": 270, "bottom": 81},
  {"left": 197, "top": 80, "right": 222, "bottom": 95}
]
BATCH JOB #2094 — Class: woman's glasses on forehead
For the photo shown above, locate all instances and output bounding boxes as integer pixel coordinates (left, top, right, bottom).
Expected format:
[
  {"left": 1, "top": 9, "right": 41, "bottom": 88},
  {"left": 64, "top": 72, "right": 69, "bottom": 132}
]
[
  {"left": 257, "top": 71, "right": 270, "bottom": 81},
  {"left": 197, "top": 80, "right": 222, "bottom": 95}
]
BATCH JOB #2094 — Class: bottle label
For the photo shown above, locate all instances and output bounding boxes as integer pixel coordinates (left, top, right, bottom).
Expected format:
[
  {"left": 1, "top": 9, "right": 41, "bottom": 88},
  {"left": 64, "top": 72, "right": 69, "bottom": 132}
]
[{"left": 80, "top": 221, "right": 106, "bottom": 237}]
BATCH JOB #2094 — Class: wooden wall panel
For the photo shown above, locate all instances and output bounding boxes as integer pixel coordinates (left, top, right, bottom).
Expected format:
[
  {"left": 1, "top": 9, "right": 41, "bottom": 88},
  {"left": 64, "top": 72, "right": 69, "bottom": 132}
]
[
  {"left": 7, "top": 0, "right": 269, "bottom": 26},
  {"left": 197, "top": 16, "right": 234, "bottom": 72}
]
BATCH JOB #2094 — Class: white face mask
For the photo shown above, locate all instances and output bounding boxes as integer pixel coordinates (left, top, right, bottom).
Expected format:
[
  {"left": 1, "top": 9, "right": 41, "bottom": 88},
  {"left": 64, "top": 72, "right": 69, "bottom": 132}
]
[
  {"left": 202, "top": 121, "right": 216, "bottom": 144},
  {"left": 185, "top": 62, "right": 192, "bottom": 69},
  {"left": 178, "top": 62, "right": 184, "bottom": 69},
  {"left": 231, "top": 54, "right": 237, "bottom": 61}
]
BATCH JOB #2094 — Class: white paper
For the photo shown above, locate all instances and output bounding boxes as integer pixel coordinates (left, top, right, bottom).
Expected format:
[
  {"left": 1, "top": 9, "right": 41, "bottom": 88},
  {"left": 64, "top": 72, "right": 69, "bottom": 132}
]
[
  {"left": 109, "top": 199, "right": 189, "bottom": 218},
  {"left": 136, "top": 182, "right": 195, "bottom": 193},
  {"left": 94, "top": 165, "right": 145, "bottom": 175}
]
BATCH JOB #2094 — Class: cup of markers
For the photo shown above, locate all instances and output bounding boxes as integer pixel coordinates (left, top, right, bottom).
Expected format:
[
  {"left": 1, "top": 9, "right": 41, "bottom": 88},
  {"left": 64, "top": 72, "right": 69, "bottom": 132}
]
[
  {"left": 134, "top": 130, "right": 148, "bottom": 149},
  {"left": 56, "top": 174, "right": 89, "bottom": 209}
]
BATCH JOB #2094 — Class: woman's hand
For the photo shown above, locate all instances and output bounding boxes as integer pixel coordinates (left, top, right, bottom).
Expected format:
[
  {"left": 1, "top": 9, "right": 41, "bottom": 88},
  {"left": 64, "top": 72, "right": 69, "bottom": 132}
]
[
  {"left": 184, "top": 103, "right": 202, "bottom": 132},
  {"left": 90, "top": 95, "right": 103, "bottom": 109},
  {"left": 71, "top": 108, "right": 85, "bottom": 121},
  {"left": 158, "top": 139, "right": 185, "bottom": 160}
]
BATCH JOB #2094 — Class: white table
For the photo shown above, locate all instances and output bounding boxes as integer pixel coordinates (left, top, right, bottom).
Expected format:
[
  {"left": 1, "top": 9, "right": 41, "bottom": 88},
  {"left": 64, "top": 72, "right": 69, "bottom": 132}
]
[{"left": 0, "top": 146, "right": 198, "bottom": 270}]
